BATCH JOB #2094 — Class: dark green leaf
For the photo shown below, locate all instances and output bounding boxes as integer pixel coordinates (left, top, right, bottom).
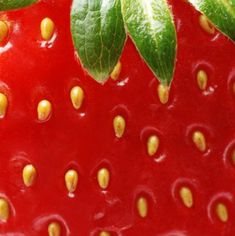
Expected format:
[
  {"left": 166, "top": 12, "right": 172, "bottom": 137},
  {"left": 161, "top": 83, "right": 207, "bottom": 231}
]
[
  {"left": 71, "top": 0, "right": 126, "bottom": 83},
  {"left": 121, "top": 0, "right": 177, "bottom": 85},
  {"left": 188, "top": 0, "right": 235, "bottom": 42},
  {"left": 0, "top": 0, "right": 37, "bottom": 10}
]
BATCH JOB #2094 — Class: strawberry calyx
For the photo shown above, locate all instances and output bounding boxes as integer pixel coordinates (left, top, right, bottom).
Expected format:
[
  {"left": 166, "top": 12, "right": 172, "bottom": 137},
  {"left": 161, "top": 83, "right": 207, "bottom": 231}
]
[
  {"left": 2, "top": 0, "right": 235, "bottom": 85},
  {"left": 0, "top": 0, "right": 37, "bottom": 11},
  {"left": 188, "top": 0, "right": 235, "bottom": 42}
]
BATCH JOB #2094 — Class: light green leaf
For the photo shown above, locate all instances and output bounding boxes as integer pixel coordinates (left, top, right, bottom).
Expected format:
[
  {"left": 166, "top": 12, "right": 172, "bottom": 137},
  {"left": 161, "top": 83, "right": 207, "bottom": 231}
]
[
  {"left": 188, "top": 0, "right": 235, "bottom": 42},
  {"left": 121, "top": 0, "right": 177, "bottom": 85},
  {"left": 71, "top": 0, "right": 126, "bottom": 83},
  {"left": 0, "top": 0, "right": 37, "bottom": 10}
]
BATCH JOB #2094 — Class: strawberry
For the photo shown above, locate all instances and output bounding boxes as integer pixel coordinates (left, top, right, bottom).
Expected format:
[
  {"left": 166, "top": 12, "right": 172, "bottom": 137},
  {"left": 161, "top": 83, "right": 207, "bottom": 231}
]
[{"left": 0, "top": 0, "right": 235, "bottom": 235}]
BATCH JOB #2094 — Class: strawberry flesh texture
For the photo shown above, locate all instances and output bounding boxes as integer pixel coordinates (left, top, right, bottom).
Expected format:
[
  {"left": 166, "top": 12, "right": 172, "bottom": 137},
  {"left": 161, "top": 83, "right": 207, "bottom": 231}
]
[{"left": 0, "top": 0, "right": 235, "bottom": 235}]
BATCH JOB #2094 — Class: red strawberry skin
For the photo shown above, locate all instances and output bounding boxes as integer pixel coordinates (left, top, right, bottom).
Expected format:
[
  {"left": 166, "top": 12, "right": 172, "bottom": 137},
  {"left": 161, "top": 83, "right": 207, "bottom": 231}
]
[{"left": 0, "top": 0, "right": 235, "bottom": 235}]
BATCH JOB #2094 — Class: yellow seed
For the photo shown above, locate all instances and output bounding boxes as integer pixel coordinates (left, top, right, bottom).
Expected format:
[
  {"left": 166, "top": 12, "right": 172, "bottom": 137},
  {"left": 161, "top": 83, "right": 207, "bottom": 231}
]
[
  {"left": 199, "top": 15, "right": 215, "bottom": 35},
  {"left": 0, "top": 198, "right": 10, "bottom": 222},
  {"left": 216, "top": 203, "right": 228, "bottom": 222},
  {"left": 70, "top": 86, "right": 84, "bottom": 110},
  {"left": 231, "top": 149, "right": 235, "bottom": 165},
  {"left": 22, "top": 164, "right": 37, "bottom": 187},
  {"left": 0, "top": 21, "right": 8, "bottom": 43},
  {"left": 65, "top": 169, "right": 78, "bottom": 193},
  {"left": 158, "top": 84, "right": 169, "bottom": 104},
  {"left": 97, "top": 168, "right": 110, "bottom": 190},
  {"left": 179, "top": 187, "right": 193, "bottom": 208},
  {"left": 37, "top": 100, "right": 52, "bottom": 121},
  {"left": 48, "top": 222, "right": 61, "bottom": 236},
  {"left": 192, "top": 131, "right": 207, "bottom": 152},
  {"left": 137, "top": 197, "right": 148, "bottom": 218},
  {"left": 113, "top": 115, "right": 126, "bottom": 138},
  {"left": 41, "top": 17, "right": 55, "bottom": 41},
  {"left": 197, "top": 70, "right": 208, "bottom": 90},
  {"left": 0, "top": 93, "right": 8, "bottom": 118},
  {"left": 111, "top": 61, "right": 122, "bottom": 81},
  {"left": 100, "top": 231, "right": 111, "bottom": 236},
  {"left": 147, "top": 135, "right": 160, "bottom": 156}
]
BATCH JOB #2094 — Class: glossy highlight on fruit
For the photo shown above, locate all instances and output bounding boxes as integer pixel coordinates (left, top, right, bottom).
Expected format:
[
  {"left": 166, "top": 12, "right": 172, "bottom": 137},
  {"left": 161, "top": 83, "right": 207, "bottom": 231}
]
[{"left": 0, "top": 0, "right": 234, "bottom": 235}]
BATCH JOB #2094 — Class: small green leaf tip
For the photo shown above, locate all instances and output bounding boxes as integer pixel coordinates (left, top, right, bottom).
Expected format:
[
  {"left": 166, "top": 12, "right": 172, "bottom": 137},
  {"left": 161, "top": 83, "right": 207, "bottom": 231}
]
[
  {"left": 121, "top": 0, "right": 177, "bottom": 85},
  {"left": 188, "top": 0, "right": 235, "bottom": 42},
  {"left": 71, "top": 0, "right": 126, "bottom": 84},
  {"left": 0, "top": 0, "right": 37, "bottom": 11}
]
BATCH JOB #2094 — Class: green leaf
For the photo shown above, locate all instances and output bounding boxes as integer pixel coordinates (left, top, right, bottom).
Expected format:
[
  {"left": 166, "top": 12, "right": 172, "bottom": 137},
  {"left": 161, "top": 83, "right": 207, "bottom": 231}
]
[
  {"left": 188, "top": 0, "right": 235, "bottom": 42},
  {"left": 0, "top": 0, "right": 37, "bottom": 10},
  {"left": 121, "top": 0, "right": 177, "bottom": 85},
  {"left": 71, "top": 0, "right": 126, "bottom": 83}
]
